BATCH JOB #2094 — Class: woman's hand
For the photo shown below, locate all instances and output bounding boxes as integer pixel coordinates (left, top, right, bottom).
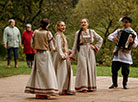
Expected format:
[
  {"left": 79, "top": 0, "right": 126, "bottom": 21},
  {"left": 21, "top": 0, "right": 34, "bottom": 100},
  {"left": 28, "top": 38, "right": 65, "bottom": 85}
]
[
  {"left": 20, "top": 44, "right": 22, "bottom": 48},
  {"left": 4, "top": 44, "right": 7, "bottom": 49},
  {"left": 90, "top": 44, "right": 98, "bottom": 52},
  {"left": 90, "top": 44, "right": 96, "bottom": 50},
  {"left": 64, "top": 56, "right": 69, "bottom": 60},
  {"left": 68, "top": 49, "right": 73, "bottom": 55}
]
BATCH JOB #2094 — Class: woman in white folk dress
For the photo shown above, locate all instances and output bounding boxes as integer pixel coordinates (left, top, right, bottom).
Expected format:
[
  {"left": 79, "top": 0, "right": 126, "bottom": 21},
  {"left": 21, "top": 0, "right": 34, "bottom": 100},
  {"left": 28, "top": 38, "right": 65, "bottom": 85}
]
[
  {"left": 53, "top": 21, "right": 76, "bottom": 95},
  {"left": 70, "top": 18, "right": 103, "bottom": 93},
  {"left": 24, "top": 18, "right": 59, "bottom": 99}
]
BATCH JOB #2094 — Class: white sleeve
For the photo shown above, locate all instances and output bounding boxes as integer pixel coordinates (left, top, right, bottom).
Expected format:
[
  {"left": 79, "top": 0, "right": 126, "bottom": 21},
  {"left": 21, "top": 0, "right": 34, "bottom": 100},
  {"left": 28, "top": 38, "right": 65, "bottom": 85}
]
[
  {"left": 48, "top": 32, "right": 55, "bottom": 51},
  {"left": 18, "top": 29, "right": 21, "bottom": 45},
  {"left": 70, "top": 32, "right": 78, "bottom": 59},
  {"left": 3, "top": 28, "right": 7, "bottom": 44},
  {"left": 92, "top": 30, "right": 103, "bottom": 51},
  {"left": 31, "top": 31, "right": 35, "bottom": 49},
  {"left": 108, "top": 30, "right": 118, "bottom": 41},
  {"left": 132, "top": 32, "right": 138, "bottom": 48},
  {"left": 55, "top": 34, "right": 65, "bottom": 59}
]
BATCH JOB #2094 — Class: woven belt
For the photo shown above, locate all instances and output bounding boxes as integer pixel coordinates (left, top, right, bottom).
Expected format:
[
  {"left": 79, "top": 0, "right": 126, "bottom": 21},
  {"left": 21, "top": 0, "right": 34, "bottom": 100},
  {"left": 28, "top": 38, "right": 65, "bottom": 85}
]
[
  {"left": 119, "top": 48, "right": 131, "bottom": 53},
  {"left": 80, "top": 43, "right": 92, "bottom": 46}
]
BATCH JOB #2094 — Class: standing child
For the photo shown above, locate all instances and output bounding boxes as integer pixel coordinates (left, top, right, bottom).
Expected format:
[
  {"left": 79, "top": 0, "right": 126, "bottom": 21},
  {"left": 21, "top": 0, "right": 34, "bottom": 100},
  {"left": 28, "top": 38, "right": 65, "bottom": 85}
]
[
  {"left": 53, "top": 21, "right": 75, "bottom": 95},
  {"left": 70, "top": 18, "right": 103, "bottom": 93},
  {"left": 24, "top": 18, "right": 59, "bottom": 99}
]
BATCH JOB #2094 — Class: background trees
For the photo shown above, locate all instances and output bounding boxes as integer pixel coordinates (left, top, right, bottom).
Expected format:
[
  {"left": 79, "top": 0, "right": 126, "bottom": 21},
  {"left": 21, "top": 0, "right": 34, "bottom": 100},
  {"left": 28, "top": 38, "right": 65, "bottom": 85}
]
[
  {"left": 0, "top": 0, "right": 138, "bottom": 66},
  {"left": 69, "top": 0, "right": 138, "bottom": 66}
]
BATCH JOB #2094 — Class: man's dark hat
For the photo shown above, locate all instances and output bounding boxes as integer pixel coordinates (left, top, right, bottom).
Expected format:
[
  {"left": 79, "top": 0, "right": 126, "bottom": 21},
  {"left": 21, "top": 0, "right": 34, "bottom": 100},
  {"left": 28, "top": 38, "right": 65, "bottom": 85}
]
[{"left": 121, "top": 16, "right": 132, "bottom": 23}]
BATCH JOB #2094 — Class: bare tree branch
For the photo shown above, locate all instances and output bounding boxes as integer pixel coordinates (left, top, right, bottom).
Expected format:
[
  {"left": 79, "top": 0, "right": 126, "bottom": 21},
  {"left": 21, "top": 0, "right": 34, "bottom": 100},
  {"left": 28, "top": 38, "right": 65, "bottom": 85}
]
[{"left": 30, "top": 0, "right": 44, "bottom": 23}]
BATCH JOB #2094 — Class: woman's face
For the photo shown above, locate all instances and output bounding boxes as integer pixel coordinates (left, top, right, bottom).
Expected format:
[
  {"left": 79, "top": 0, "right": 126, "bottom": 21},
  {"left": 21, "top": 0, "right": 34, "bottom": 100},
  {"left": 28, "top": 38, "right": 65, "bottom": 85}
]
[
  {"left": 58, "top": 22, "right": 66, "bottom": 32},
  {"left": 81, "top": 19, "right": 89, "bottom": 29},
  {"left": 10, "top": 22, "right": 15, "bottom": 27},
  {"left": 27, "top": 27, "right": 31, "bottom": 31}
]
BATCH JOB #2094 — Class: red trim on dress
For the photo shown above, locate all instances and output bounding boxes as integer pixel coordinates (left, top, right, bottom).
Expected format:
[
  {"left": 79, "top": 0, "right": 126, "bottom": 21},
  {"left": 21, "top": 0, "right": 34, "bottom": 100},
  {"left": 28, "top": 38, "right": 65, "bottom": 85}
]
[
  {"left": 48, "top": 37, "right": 54, "bottom": 43},
  {"left": 25, "top": 90, "right": 59, "bottom": 96},
  {"left": 90, "top": 43, "right": 98, "bottom": 52},
  {"left": 64, "top": 58, "right": 76, "bottom": 95},
  {"left": 94, "top": 45, "right": 98, "bottom": 52},
  {"left": 25, "top": 86, "right": 58, "bottom": 91},
  {"left": 75, "top": 86, "right": 97, "bottom": 90}
]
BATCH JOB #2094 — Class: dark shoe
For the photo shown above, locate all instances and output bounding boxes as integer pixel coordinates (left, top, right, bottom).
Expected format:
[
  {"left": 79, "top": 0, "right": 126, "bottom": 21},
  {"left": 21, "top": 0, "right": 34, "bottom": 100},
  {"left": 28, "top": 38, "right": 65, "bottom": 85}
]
[
  {"left": 109, "top": 84, "right": 118, "bottom": 89},
  {"left": 123, "top": 76, "right": 128, "bottom": 89},
  {"left": 123, "top": 85, "right": 128, "bottom": 89},
  {"left": 87, "top": 90, "right": 93, "bottom": 92},
  {"left": 66, "top": 92, "right": 76, "bottom": 95},
  {"left": 36, "top": 94, "right": 50, "bottom": 99}
]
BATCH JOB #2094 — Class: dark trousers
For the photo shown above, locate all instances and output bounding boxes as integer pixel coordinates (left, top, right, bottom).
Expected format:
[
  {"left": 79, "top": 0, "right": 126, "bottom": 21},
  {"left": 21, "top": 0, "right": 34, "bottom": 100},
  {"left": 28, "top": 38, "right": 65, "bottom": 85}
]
[
  {"left": 26, "top": 54, "right": 35, "bottom": 61},
  {"left": 111, "top": 61, "right": 130, "bottom": 86},
  {"left": 7, "top": 48, "right": 19, "bottom": 60}
]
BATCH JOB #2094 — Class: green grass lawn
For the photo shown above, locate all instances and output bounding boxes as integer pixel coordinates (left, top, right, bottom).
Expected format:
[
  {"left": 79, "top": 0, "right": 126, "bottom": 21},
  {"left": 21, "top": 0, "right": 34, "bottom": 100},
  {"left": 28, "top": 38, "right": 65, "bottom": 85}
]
[
  {"left": 0, "top": 61, "right": 32, "bottom": 78},
  {"left": 0, "top": 61, "right": 138, "bottom": 78}
]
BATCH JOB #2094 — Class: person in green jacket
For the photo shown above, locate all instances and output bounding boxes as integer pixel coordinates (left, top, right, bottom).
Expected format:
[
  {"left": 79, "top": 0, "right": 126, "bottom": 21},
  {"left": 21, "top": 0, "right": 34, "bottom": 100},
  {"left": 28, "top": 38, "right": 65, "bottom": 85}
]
[{"left": 3, "top": 19, "right": 22, "bottom": 68}]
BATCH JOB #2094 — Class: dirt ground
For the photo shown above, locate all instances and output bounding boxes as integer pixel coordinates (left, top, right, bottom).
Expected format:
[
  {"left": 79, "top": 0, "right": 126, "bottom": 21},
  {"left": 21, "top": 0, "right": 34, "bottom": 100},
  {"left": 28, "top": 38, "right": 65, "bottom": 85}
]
[{"left": 0, "top": 75, "right": 138, "bottom": 102}]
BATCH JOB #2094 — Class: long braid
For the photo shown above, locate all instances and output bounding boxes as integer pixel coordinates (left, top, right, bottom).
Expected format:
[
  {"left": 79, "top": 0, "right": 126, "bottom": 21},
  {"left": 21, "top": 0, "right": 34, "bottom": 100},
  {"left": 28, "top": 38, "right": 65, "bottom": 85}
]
[
  {"left": 77, "top": 28, "right": 83, "bottom": 52},
  {"left": 77, "top": 18, "right": 89, "bottom": 52}
]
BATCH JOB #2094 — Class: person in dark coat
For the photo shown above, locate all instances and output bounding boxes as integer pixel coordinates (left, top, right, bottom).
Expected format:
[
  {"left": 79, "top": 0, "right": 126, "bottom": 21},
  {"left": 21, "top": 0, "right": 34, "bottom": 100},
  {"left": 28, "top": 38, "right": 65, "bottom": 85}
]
[{"left": 22, "top": 24, "right": 36, "bottom": 68}]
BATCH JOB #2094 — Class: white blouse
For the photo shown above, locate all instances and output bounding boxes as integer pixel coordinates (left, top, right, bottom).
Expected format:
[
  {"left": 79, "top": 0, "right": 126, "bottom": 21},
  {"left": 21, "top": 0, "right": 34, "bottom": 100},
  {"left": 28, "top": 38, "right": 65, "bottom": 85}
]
[{"left": 108, "top": 27, "right": 138, "bottom": 64}]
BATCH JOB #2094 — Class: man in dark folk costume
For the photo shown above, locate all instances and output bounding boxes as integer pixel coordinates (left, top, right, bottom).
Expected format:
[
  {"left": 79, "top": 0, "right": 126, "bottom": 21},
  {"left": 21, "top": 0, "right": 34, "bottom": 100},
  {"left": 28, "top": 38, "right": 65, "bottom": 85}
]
[{"left": 108, "top": 17, "right": 138, "bottom": 89}]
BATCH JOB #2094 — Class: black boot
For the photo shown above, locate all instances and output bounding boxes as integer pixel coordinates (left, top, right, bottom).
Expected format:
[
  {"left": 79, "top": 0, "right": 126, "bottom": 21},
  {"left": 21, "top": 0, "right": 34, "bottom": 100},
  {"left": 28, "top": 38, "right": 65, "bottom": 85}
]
[
  {"left": 123, "top": 76, "right": 128, "bottom": 89},
  {"left": 109, "top": 75, "right": 118, "bottom": 89},
  {"left": 109, "top": 84, "right": 118, "bottom": 89},
  {"left": 123, "top": 85, "right": 128, "bottom": 89}
]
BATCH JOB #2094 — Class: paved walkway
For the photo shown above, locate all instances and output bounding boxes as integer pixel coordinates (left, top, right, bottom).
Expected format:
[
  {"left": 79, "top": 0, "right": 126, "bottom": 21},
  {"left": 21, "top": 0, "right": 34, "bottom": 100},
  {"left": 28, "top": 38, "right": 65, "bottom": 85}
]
[{"left": 0, "top": 75, "right": 138, "bottom": 102}]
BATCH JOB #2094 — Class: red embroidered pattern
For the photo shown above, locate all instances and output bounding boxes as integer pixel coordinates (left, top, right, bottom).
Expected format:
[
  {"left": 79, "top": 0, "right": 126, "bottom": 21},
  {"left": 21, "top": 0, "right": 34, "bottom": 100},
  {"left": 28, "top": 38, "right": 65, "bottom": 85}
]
[
  {"left": 25, "top": 90, "right": 59, "bottom": 95},
  {"left": 75, "top": 86, "right": 97, "bottom": 90},
  {"left": 25, "top": 86, "right": 58, "bottom": 91},
  {"left": 48, "top": 37, "right": 54, "bottom": 43}
]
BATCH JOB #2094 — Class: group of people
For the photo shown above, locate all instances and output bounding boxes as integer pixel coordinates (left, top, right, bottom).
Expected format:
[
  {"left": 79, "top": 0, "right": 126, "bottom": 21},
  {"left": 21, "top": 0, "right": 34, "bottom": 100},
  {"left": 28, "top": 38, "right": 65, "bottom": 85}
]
[
  {"left": 24, "top": 18, "right": 103, "bottom": 99},
  {"left": 3, "top": 16, "right": 138, "bottom": 99},
  {"left": 3, "top": 19, "right": 36, "bottom": 68}
]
